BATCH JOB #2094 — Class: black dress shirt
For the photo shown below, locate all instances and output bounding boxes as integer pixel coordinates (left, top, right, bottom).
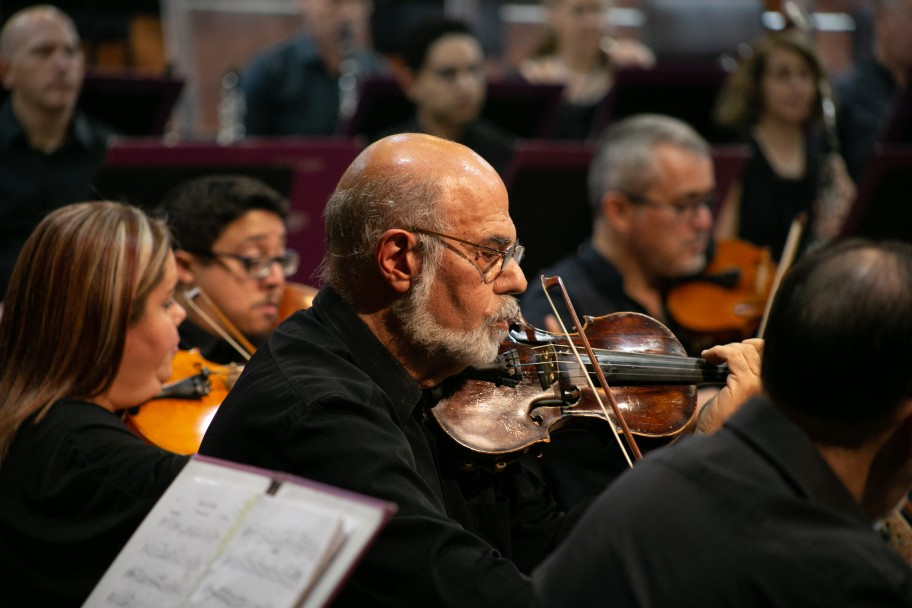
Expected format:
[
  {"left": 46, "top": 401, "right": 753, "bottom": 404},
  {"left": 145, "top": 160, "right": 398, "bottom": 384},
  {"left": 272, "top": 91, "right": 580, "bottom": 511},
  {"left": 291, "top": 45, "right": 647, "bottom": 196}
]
[
  {"left": 0, "top": 399, "right": 188, "bottom": 607},
  {"left": 0, "top": 101, "right": 112, "bottom": 297},
  {"left": 534, "top": 398, "right": 912, "bottom": 607},
  {"left": 199, "top": 286, "right": 580, "bottom": 606}
]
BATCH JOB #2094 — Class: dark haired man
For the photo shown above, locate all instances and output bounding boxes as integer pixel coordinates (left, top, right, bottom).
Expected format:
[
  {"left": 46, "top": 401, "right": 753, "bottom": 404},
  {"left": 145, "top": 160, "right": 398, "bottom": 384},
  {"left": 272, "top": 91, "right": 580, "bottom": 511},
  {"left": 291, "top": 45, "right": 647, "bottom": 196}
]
[
  {"left": 535, "top": 239, "right": 912, "bottom": 606},
  {"left": 158, "top": 174, "right": 305, "bottom": 364},
  {"left": 379, "top": 16, "right": 514, "bottom": 174}
]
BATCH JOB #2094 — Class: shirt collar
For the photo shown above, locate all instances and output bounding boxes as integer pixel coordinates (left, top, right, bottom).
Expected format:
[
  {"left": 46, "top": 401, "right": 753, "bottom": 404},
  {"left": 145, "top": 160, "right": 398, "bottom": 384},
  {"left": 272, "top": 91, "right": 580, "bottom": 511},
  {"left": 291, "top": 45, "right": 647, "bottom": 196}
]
[
  {"left": 0, "top": 100, "right": 94, "bottom": 151},
  {"left": 725, "top": 397, "right": 869, "bottom": 523},
  {"left": 315, "top": 286, "right": 425, "bottom": 426}
]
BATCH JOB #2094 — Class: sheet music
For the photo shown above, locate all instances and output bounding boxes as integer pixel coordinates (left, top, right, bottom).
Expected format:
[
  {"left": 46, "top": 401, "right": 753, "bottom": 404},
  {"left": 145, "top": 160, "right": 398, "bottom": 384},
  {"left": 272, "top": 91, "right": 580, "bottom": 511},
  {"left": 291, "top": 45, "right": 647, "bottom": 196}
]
[
  {"left": 186, "top": 495, "right": 344, "bottom": 608},
  {"left": 93, "top": 476, "right": 264, "bottom": 608},
  {"left": 85, "top": 457, "right": 394, "bottom": 608}
]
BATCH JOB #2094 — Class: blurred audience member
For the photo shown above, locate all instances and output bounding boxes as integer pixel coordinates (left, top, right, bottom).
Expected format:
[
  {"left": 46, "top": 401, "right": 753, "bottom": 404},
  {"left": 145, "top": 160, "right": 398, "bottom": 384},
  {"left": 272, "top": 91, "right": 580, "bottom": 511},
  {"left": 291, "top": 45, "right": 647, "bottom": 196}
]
[
  {"left": 517, "top": 0, "right": 654, "bottom": 139},
  {"left": 379, "top": 16, "right": 514, "bottom": 175},
  {"left": 243, "top": 0, "right": 386, "bottom": 136},
  {"left": 837, "top": 0, "right": 912, "bottom": 181},
  {"left": 0, "top": 5, "right": 114, "bottom": 298},
  {"left": 715, "top": 32, "right": 854, "bottom": 260}
]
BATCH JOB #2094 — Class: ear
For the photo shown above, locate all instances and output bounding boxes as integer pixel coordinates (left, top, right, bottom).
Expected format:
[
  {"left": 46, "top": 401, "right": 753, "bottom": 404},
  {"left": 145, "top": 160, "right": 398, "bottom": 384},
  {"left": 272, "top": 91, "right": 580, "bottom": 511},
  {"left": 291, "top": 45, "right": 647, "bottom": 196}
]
[
  {"left": 601, "top": 191, "right": 636, "bottom": 233},
  {"left": 375, "top": 229, "right": 421, "bottom": 294},
  {"left": 173, "top": 250, "right": 198, "bottom": 286}
]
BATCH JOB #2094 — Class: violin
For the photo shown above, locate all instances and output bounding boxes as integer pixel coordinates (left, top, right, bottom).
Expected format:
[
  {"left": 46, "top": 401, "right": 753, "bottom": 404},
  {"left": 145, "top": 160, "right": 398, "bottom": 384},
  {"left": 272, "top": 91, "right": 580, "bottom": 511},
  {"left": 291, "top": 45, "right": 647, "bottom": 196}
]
[
  {"left": 124, "top": 349, "right": 241, "bottom": 455},
  {"left": 431, "top": 313, "right": 729, "bottom": 470},
  {"left": 666, "top": 239, "right": 776, "bottom": 352},
  {"left": 125, "top": 282, "right": 320, "bottom": 453}
]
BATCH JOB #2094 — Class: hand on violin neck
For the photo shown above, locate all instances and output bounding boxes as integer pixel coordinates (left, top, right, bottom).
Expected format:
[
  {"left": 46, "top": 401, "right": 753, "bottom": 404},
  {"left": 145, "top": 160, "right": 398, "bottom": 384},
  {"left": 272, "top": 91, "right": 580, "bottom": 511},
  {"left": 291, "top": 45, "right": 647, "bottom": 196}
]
[{"left": 694, "top": 338, "right": 763, "bottom": 434}]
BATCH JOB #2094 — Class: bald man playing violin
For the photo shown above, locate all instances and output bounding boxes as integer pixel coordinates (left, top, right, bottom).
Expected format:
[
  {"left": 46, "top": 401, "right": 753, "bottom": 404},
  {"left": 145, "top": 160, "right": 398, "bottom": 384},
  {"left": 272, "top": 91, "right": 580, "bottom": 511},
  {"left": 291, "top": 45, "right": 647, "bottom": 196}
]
[{"left": 199, "top": 133, "right": 761, "bottom": 607}]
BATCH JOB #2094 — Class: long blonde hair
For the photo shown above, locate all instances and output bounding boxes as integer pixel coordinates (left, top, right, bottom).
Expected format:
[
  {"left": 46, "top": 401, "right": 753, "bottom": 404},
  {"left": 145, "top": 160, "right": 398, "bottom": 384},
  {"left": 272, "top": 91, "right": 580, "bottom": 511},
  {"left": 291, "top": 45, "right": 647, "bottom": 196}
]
[{"left": 0, "top": 202, "right": 172, "bottom": 459}]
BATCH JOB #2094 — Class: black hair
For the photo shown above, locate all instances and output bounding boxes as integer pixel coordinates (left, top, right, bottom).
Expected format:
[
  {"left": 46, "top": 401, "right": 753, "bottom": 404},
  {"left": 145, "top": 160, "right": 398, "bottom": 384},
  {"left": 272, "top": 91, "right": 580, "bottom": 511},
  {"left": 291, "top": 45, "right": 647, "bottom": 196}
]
[
  {"left": 157, "top": 175, "right": 289, "bottom": 253},
  {"left": 399, "top": 16, "right": 477, "bottom": 72},
  {"left": 762, "top": 239, "right": 912, "bottom": 444}
]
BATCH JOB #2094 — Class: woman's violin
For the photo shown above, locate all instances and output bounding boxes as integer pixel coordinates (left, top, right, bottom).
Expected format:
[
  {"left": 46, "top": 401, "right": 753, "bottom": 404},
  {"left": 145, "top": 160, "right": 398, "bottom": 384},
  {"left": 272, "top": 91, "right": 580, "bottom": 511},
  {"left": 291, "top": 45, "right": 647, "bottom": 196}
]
[
  {"left": 124, "top": 349, "right": 241, "bottom": 455},
  {"left": 431, "top": 313, "right": 729, "bottom": 470},
  {"left": 125, "top": 282, "right": 319, "bottom": 454},
  {"left": 666, "top": 239, "right": 776, "bottom": 352}
]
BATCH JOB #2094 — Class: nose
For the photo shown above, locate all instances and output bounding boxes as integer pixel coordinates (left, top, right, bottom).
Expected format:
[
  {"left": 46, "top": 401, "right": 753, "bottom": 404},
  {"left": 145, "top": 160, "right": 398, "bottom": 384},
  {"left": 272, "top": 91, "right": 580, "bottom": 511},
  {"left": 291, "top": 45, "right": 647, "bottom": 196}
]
[
  {"left": 691, "top": 201, "right": 715, "bottom": 231},
  {"left": 172, "top": 301, "right": 187, "bottom": 325},
  {"left": 494, "top": 258, "right": 528, "bottom": 296},
  {"left": 260, "top": 260, "right": 286, "bottom": 287}
]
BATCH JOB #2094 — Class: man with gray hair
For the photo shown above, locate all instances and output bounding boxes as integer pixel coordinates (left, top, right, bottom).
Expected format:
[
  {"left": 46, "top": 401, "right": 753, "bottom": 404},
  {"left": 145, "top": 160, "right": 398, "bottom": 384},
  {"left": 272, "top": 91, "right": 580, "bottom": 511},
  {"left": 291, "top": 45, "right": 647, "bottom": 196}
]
[
  {"left": 519, "top": 113, "right": 725, "bottom": 509},
  {"left": 199, "top": 132, "right": 760, "bottom": 606},
  {"left": 521, "top": 113, "right": 714, "bottom": 332}
]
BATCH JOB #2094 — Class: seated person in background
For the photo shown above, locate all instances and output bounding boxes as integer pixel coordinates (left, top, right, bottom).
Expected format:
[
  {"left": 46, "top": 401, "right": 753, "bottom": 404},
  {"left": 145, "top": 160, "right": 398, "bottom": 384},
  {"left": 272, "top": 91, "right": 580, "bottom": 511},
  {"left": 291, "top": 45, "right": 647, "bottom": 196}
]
[
  {"left": 0, "top": 4, "right": 114, "bottom": 297},
  {"left": 157, "top": 175, "right": 310, "bottom": 365},
  {"left": 534, "top": 238, "right": 912, "bottom": 607},
  {"left": 242, "top": 0, "right": 385, "bottom": 137},
  {"left": 520, "top": 113, "right": 754, "bottom": 509},
  {"left": 521, "top": 113, "right": 713, "bottom": 334},
  {"left": 198, "top": 133, "right": 761, "bottom": 607},
  {"left": 837, "top": 0, "right": 912, "bottom": 182},
  {"left": 0, "top": 202, "right": 189, "bottom": 607},
  {"left": 379, "top": 16, "right": 515, "bottom": 176},
  {"left": 714, "top": 31, "right": 854, "bottom": 261},
  {"left": 517, "top": 0, "right": 654, "bottom": 139}
]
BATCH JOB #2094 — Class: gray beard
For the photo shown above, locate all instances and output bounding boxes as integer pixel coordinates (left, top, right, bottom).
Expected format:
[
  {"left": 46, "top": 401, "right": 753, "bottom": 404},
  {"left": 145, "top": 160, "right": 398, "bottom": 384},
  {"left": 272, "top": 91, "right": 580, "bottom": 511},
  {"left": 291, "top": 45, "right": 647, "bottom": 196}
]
[{"left": 393, "top": 264, "right": 519, "bottom": 368}]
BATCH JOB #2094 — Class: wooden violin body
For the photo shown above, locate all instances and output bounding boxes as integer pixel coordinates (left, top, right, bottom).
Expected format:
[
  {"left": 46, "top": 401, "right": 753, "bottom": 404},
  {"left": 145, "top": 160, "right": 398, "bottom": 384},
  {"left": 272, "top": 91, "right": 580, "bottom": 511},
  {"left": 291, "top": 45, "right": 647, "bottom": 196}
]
[
  {"left": 431, "top": 313, "right": 728, "bottom": 469},
  {"left": 124, "top": 349, "right": 240, "bottom": 455},
  {"left": 666, "top": 239, "right": 776, "bottom": 352}
]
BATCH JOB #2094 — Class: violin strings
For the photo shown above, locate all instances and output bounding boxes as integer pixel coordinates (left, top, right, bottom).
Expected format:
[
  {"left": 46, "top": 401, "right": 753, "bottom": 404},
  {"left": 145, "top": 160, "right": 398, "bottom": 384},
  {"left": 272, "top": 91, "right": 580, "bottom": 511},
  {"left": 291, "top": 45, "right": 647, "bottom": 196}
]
[{"left": 539, "top": 280, "right": 635, "bottom": 468}]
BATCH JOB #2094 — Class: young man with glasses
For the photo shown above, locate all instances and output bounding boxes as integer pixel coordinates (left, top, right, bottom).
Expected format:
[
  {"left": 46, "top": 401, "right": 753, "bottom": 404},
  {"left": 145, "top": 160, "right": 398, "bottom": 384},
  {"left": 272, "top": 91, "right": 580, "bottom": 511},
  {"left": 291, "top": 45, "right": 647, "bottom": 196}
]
[
  {"left": 198, "top": 133, "right": 760, "bottom": 606},
  {"left": 158, "top": 175, "right": 300, "bottom": 364}
]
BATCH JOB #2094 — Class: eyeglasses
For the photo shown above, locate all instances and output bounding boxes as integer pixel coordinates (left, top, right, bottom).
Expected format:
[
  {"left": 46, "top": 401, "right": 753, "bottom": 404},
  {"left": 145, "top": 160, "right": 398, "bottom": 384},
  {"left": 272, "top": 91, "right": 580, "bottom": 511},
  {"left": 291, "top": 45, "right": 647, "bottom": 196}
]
[
  {"left": 190, "top": 249, "right": 300, "bottom": 280},
  {"left": 621, "top": 191, "right": 715, "bottom": 222},
  {"left": 411, "top": 228, "right": 525, "bottom": 281}
]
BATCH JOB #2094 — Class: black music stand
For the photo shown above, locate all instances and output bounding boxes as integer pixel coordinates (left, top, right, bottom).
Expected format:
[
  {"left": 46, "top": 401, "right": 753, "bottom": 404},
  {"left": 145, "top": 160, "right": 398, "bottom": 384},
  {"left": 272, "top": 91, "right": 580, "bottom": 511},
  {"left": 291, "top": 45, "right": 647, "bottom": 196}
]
[
  {"left": 80, "top": 69, "right": 184, "bottom": 136},
  {"left": 590, "top": 64, "right": 734, "bottom": 143},
  {"left": 94, "top": 137, "right": 365, "bottom": 282},
  {"left": 839, "top": 146, "right": 912, "bottom": 243},
  {"left": 502, "top": 140, "right": 597, "bottom": 276},
  {"left": 342, "top": 76, "right": 563, "bottom": 141}
]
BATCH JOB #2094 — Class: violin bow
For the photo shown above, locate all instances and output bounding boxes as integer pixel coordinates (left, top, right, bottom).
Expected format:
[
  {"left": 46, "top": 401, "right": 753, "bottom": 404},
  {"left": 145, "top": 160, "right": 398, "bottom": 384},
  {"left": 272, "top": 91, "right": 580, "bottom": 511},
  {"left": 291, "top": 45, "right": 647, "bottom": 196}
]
[
  {"left": 757, "top": 213, "right": 807, "bottom": 338},
  {"left": 181, "top": 287, "right": 255, "bottom": 361},
  {"left": 540, "top": 275, "right": 643, "bottom": 465}
]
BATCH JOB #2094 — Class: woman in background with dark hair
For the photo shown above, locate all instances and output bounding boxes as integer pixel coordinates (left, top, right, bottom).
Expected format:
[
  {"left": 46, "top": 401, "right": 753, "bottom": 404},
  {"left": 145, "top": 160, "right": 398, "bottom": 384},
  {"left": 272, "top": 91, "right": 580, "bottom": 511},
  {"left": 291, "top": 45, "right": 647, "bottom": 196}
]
[
  {"left": 0, "top": 201, "right": 189, "bottom": 607},
  {"left": 713, "top": 32, "right": 854, "bottom": 260},
  {"left": 517, "top": 0, "right": 654, "bottom": 139}
]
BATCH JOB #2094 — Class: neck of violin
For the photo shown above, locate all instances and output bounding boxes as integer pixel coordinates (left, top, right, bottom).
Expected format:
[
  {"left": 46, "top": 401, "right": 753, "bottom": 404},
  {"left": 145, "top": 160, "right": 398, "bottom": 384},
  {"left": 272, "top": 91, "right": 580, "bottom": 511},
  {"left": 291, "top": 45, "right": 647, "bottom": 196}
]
[{"left": 588, "top": 351, "right": 729, "bottom": 385}]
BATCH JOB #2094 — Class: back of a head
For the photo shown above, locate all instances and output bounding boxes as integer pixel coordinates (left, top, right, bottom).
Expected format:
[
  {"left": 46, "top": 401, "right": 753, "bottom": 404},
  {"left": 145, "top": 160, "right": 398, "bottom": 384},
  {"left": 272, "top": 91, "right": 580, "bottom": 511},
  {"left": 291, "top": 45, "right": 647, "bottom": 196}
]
[
  {"left": 762, "top": 239, "right": 912, "bottom": 444},
  {"left": 0, "top": 202, "right": 171, "bottom": 456},
  {"left": 588, "top": 113, "right": 710, "bottom": 217},
  {"left": 158, "top": 175, "right": 289, "bottom": 254},
  {"left": 399, "top": 15, "right": 477, "bottom": 72}
]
